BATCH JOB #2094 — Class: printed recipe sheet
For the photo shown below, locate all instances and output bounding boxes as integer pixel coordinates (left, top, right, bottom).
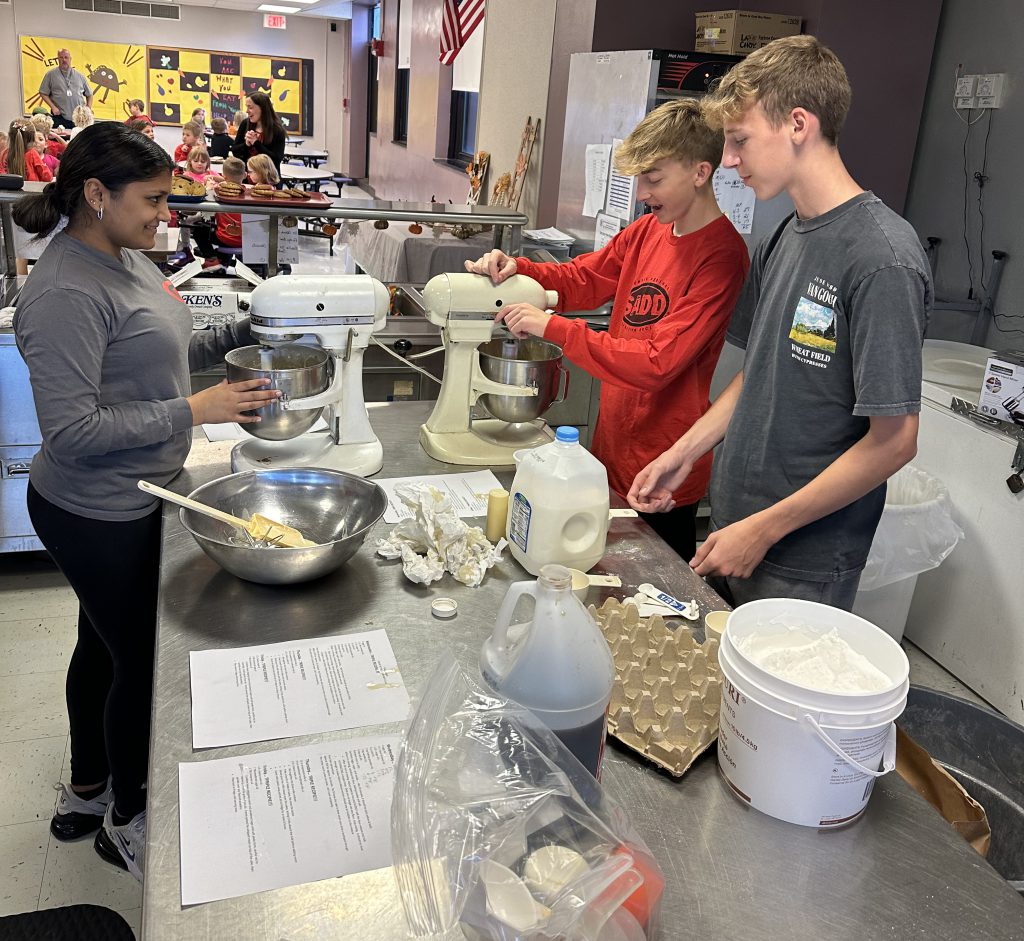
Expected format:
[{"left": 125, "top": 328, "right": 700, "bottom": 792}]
[{"left": 179, "top": 735, "right": 399, "bottom": 904}]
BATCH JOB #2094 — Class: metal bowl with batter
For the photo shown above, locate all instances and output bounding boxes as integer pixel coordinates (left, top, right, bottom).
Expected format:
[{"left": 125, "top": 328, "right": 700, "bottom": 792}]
[{"left": 180, "top": 468, "right": 387, "bottom": 584}]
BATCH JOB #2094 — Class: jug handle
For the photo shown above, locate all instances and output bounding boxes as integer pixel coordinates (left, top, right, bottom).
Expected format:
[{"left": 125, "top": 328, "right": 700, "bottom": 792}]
[
  {"left": 553, "top": 362, "right": 570, "bottom": 405},
  {"left": 491, "top": 580, "right": 536, "bottom": 650}
]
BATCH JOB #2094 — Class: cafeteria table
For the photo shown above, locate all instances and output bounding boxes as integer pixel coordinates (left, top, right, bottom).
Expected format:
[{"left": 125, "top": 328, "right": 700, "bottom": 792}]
[
  {"left": 279, "top": 164, "right": 335, "bottom": 191},
  {"left": 284, "top": 144, "right": 329, "bottom": 167}
]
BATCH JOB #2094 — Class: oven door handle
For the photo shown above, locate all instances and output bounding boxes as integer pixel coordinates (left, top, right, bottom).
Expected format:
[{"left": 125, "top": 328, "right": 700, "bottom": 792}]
[{"left": 3, "top": 461, "right": 33, "bottom": 478}]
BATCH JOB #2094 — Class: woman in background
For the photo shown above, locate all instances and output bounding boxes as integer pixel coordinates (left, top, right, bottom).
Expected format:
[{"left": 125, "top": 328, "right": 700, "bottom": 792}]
[{"left": 231, "top": 92, "right": 285, "bottom": 172}]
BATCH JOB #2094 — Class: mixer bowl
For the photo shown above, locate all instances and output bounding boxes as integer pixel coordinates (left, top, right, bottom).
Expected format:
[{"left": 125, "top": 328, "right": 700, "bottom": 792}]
[
  {"left": 477, "top": 338, "right": 567, "bottom": 423},
  {"left": 180, "top": 468, "right": 387, "bottom": 584},
  {"left": 225, "top": 345, "right": 330, "bottom": 441}
]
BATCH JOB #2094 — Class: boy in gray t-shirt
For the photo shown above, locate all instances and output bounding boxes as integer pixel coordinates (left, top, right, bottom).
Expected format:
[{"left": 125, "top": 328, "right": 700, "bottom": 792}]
[{"left": 628, "top": 36, "right": 931, "bottom": 610}]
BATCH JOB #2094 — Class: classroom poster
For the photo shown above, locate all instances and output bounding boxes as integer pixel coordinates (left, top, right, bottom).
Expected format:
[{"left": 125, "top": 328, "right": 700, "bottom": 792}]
[
  {"left": 147, "top": 46, "right": 303, "bottom": 132},
  {"left": 20, "top": 36, "right": 147, "bottom": 122}
]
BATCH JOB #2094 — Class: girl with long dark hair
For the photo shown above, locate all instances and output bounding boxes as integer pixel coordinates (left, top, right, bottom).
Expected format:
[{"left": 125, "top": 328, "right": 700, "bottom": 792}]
[{"left": 13, "top": 123, "right": 279, "bottom": 881}]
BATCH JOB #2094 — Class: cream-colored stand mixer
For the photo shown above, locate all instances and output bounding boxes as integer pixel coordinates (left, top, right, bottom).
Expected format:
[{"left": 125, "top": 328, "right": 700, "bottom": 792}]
[
  {"left": 229, "top": 274, "right": 389, "bottom": 477},
  {"left": 419, "top": 272, "right": 563, "bottom": 465}
]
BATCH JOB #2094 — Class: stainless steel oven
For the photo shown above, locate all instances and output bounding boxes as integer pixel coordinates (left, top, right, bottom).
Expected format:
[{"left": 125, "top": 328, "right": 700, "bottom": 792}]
[{"left": 0, "top": 328, "right": 43, "bottom": 552}]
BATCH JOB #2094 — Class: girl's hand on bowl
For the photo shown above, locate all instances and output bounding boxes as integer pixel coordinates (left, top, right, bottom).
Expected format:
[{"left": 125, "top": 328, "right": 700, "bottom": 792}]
[{"left": 188, "top": 379, "right": 281, "bottom": 426}]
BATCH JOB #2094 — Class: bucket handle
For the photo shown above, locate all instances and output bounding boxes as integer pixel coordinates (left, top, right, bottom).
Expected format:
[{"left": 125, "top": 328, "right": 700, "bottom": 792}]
[{"left": 800, "top": 714, "right": 897, "bottom": 778}]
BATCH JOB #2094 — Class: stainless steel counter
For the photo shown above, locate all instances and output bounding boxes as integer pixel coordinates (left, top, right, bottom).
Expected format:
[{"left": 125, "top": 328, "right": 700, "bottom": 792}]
[{"left": 144, "top": 401, "right": 1024, "bottom": 940}]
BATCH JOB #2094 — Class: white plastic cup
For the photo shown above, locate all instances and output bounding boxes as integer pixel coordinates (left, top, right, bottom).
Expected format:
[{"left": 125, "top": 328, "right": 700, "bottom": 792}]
[{"left": 717, "top": 598, "right": 909, "bottom": 828}]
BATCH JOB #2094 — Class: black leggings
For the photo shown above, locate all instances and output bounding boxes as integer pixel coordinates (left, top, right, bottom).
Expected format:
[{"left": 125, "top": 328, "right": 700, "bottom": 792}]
[
  {"left": 639, "top": 500, "right": 700, "bottom": 562},
  {"left": 27, "top": 483, "right": 160, "bottom": 818}
]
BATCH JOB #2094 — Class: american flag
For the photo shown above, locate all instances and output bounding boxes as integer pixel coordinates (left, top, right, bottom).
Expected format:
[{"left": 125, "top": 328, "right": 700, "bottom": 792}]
[{"left": 439, "top": 0, "right": 485, "bottom": 65}]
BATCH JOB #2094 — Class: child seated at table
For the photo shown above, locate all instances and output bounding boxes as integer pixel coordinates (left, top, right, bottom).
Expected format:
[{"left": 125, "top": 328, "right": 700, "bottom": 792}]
[
  {"left": 183, "top": 146, "right": 221, "bottom": 185},
  {"left": 209, "top": 117, "right": 233, "bottom": 158},
  {"left": 124, "top": 99, "right": 152, "bottom": 125},
  {"left": 246, "top": 153, "right": 279, "bottom": 187},
  {"left": 191, "top": 156, "right": 245, "bottom": 272},
  {"left": 174, "top": 122, "right": 203, "bottom": 164},
  {"left": 126, "top": 118, "right": 155, "bottom": 140},
  {"left": 29, "top": 113, "right": 67, "bottom": 162},
  {"left": 70, "top": 105, "right": 94, "bottom": 139},
  {"left": 2, "top": 122, "right": 52, "bottom": 182},
  {"left": 229, "top": 109, "right": 247, "bottom": 137}
]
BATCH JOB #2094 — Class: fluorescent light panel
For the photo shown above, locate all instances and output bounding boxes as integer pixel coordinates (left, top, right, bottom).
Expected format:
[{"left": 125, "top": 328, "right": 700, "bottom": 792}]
[{"left": 258, "top": 3, "right": 298, "bottom": 10}]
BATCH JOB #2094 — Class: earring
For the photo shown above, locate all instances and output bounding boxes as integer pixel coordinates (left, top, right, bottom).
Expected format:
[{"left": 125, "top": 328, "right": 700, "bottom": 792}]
[{"left": 96, "top": 205, "right": 104, "bottom": 221}]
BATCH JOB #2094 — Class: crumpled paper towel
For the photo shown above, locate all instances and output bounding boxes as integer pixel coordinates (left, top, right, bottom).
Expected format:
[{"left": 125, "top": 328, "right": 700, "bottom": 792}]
[{"left": 376, "top": 483, "right": 504, "bottom": 587}]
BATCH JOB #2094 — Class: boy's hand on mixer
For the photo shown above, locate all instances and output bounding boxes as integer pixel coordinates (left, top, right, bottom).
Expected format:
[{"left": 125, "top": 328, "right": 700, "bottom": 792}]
[
  {"left": 187, "top": 379, "right": 280, "bottom": 426},
  {"left": 464, "top": 250, "right": 517, "bottom": 284},
  {"left": 496, "top": 303, "right": 550, "bottom": 339}
]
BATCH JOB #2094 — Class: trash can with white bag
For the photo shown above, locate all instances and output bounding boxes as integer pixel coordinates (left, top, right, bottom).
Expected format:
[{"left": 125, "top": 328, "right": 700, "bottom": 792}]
[{"left": 853, "top": 465, "right": 964, "bottom": 641}]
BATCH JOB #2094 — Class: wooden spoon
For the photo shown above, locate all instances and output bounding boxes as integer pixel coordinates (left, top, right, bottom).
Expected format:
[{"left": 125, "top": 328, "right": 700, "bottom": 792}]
[{"left": 138, "top": 480, "right": 316, "bottom": 548}]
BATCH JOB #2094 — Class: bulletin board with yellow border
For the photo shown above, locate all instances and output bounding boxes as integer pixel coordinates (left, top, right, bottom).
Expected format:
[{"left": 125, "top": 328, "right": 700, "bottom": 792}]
[
  {"left": 20, "top": 36, "right": 147, "bottom": 123},
  {"left": 147, "top": 46, "right": 304, "bottom": 133}
]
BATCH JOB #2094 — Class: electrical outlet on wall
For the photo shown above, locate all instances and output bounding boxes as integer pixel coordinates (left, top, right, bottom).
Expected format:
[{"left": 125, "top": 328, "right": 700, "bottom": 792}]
[
  {"left": 975, "top": 73, "right": 1006, "bottom": 108},
  {"left": 955, "top": 75, "right": 976, "bottom": 98}
]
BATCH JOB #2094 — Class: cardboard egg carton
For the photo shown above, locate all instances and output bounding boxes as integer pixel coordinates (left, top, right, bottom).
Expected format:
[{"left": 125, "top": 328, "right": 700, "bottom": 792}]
[{"left": 590, "top": 597, "right": 721, "bottom": 777}]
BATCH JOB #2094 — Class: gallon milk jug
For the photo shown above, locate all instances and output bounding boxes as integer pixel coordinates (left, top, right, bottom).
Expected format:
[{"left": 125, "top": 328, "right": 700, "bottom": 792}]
[
  {"left": 506, "top": 426, "right": 610, "bottom": 575},
  {"left": 480, "top": 564, "right": 615, "bottom": 778}
]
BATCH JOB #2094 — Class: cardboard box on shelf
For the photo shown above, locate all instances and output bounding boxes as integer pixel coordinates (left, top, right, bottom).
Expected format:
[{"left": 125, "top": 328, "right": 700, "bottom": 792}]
[
  {"left": 978, "top": 350, "right": 1024, "bottom": 426},
  {"left": 695, "top": 10, "right": 802, "bottom": 55}
]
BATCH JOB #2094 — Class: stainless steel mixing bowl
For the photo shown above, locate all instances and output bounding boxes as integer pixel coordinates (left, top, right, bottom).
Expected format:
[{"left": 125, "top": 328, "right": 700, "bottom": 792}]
[
  {"left": 225, "top": 345, "right": 331, "bottom": 441},
  {"left": 477, "top": 337, "right": 568, "bottom": 423},
  {"left": 180, "top": 468, "right": 387, "bottom": 584}
]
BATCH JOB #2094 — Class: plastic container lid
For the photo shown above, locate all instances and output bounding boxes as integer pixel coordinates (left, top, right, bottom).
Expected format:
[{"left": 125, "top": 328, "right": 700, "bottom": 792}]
[
  {"left": 555, "top": 426, "right": 579, "bottom": 443},
  {"left": 431, "top": 598, "right": 458, "bottom": 619}
]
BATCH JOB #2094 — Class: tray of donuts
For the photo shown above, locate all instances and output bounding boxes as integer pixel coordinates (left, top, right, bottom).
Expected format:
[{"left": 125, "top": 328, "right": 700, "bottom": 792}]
[{"left": 212, "top": 182, "right": 331, "bottom": 207}]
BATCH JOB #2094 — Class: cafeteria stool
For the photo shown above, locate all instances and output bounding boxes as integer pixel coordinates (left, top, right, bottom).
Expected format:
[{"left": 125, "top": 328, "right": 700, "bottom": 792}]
[
  {"left": 0, "top": 904, "right": 135, "bottom": 940},
  {"left": 328, "top": 173, "right": 355, "bottom": 197}
]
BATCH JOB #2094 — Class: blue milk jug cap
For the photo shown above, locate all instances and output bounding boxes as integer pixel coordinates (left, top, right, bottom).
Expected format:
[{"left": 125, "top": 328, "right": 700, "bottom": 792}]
[{"left": 555, "top": 426, "right": 579, "bottom": 443}]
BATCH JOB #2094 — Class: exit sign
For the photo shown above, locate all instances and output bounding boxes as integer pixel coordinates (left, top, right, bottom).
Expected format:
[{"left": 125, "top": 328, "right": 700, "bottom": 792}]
[{"left": 263, "top": 13, "right": 287, "bottom": 28}]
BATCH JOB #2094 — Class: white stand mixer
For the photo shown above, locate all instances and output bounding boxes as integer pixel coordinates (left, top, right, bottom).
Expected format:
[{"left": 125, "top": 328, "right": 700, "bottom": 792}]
[
  {"left": 420, "top": 272, "right": 561, "bottom": 465},
  {"left": 230, "top": 275, "right": 389, "bottom": 477}
]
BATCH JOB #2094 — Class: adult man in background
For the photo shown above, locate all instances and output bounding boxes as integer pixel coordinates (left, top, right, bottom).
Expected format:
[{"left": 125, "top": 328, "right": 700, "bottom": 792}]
[{"left": 38, "top": 49, "right": 94, "bottom": 130}]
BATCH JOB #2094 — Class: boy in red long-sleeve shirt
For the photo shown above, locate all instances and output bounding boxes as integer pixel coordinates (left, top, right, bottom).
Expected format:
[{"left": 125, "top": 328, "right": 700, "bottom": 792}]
[{"left": 465, "top": 99, "right": 749, "bottom": 558}]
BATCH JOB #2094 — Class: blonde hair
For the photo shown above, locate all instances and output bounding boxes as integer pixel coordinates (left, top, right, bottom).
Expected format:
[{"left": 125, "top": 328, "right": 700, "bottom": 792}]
[
  {"left": 702, "top": 35, "right": 851, "bottom": 145},
  {"left": 30, "top": 113, "right": 54, "bottom": 135},
  {"left": 187, "top": 145, "right": 210, "bottom": 170},
  {"left": 614, "top": 99, "right": 723, "bottom": 176},
  {"left": 72, "top": 105, "right": 94, "bottom": 129},
  {"left": 247, "top": 154, "right": 279, "bottom": 185},
  {"left": 222, "top": 156, "right": 246, "bottom": 182}
]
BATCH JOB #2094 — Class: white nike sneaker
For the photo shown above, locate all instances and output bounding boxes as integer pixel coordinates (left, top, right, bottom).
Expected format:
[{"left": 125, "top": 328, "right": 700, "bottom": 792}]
[
  {"left": 94, "top": 803, "right": 146, "bottom": 882},
  {"left": 51, "top": 780, "right": 112, "bottom": 841}
]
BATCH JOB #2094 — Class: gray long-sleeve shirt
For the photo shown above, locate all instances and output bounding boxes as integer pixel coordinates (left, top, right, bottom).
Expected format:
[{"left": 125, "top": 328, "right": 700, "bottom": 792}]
[{"left": 15, "top": 232, "right": 253, "bottom": 520}]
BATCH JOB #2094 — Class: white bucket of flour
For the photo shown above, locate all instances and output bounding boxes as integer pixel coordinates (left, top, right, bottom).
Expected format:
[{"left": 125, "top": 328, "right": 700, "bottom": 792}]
[{"left": 717, "top": 598, "right": 909, "bottom": 828}]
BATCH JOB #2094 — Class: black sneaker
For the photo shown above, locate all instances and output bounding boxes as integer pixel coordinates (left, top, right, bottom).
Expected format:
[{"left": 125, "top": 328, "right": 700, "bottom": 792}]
[
  {"left": 94, "top": 803, "right": 146, "bottom": 882},
  {"left": 50, "top": 780, "right": 112, "bottom": 841}
]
